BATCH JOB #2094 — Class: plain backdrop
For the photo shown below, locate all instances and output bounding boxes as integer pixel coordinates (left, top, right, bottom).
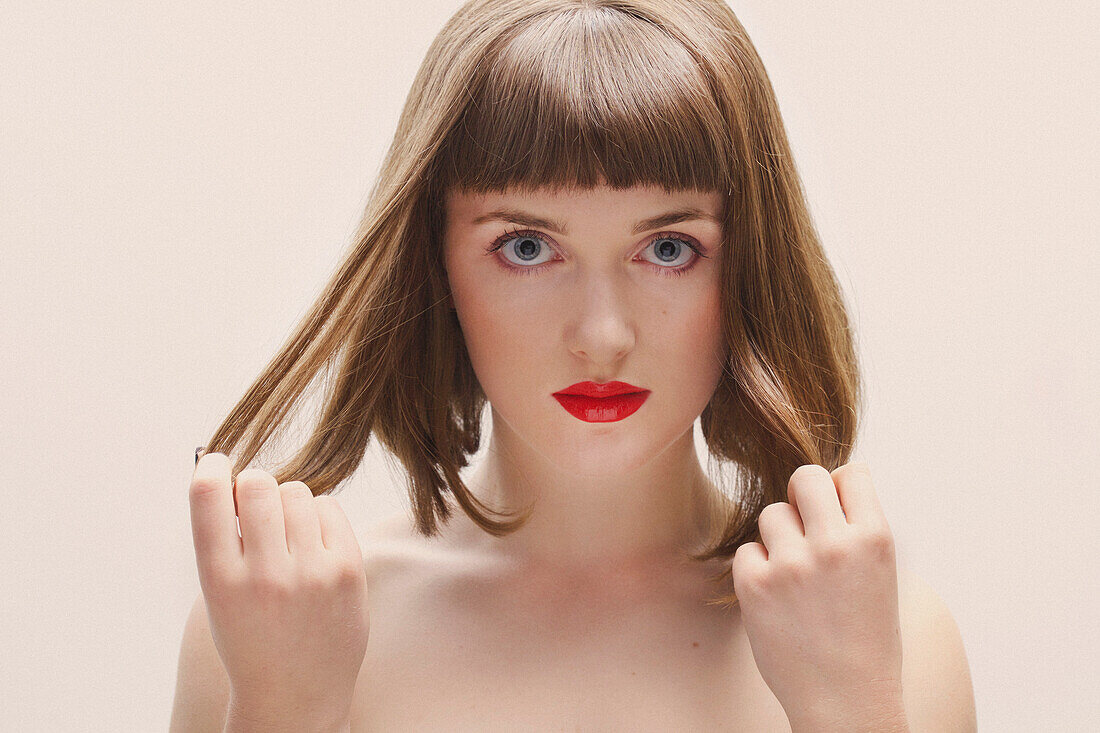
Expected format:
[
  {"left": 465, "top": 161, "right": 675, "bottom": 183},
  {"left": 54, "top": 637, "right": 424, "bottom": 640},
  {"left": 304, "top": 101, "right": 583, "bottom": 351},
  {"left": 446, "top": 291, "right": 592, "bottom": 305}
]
[{"left": 1, "top": 1, "right": 1096, "bottom": 730}]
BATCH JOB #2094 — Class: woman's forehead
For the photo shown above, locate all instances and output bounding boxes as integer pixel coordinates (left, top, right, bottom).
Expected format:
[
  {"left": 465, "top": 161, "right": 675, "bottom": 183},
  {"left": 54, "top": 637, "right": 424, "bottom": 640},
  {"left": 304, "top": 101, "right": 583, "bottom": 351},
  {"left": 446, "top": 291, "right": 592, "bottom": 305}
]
[{"left": 444, "top": 184, "right": 722, "bottom": 216}]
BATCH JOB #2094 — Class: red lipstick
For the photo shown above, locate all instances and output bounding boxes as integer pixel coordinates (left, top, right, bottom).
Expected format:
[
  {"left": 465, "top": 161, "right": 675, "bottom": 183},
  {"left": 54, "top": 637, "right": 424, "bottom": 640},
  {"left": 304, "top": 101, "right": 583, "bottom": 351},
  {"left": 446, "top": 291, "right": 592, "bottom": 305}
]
[{"left": 552, "top": 380, "right": 650, "bottom": 423}]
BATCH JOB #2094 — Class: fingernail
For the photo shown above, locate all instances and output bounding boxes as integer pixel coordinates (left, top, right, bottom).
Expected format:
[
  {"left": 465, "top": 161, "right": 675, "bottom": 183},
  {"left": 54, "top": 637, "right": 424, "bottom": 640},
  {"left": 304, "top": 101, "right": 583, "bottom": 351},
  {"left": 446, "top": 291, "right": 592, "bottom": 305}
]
[{"left": 195, "top": 446, "right": 206, "bottom": 466}]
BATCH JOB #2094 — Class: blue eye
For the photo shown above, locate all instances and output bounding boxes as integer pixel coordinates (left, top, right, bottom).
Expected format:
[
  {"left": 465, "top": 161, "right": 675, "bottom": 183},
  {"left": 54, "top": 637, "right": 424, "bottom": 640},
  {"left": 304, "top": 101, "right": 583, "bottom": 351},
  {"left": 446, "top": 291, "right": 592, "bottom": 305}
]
[
  {"left": 484, "top": 228, "right": 710, "bottom": 278},
  {"left": 648, "top": 237, "right": 697, "bottom": 269},
  {"left": 493, "top": 231, "right": 555, "bottom": 270}
]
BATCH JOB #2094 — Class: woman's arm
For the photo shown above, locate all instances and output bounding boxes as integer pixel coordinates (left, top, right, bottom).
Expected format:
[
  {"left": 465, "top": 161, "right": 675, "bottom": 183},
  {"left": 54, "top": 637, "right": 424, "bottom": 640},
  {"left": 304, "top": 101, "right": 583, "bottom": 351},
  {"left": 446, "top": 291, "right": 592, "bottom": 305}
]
[
  {"left": 896, "top": 567, "right": 978, "bottom": 732},
  {"left": 785, "top": 568, "right": 976, "bottom": 733},
  {"left": 168, "top": 592, "right": 231, "bottom": 732},
  {"left": 169, "top": 591, "right": 353, "bottom": 733}
]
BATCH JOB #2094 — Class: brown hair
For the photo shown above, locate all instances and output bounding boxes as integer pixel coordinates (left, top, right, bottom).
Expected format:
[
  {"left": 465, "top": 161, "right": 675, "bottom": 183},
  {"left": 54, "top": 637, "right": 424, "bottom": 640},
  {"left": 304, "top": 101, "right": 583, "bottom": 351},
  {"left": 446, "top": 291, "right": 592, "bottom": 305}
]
[{"left": 198, "top": 0, "right": 863, "bottom": 609}]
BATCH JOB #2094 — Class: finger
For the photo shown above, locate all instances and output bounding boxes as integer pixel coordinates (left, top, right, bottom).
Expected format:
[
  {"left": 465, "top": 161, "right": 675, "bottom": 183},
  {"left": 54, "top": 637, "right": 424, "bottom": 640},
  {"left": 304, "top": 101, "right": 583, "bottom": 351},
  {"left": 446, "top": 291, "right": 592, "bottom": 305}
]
[
  {"left": 829, "top": 461, "right": 885, "bottom": 528},
  {"left": 756, "top": 501, "right": 804, "bottom": 560},
  {"left": 314, "top": 495, "right": 362, "bottom": 560},
  {"left": 234, "top": 468, "right": 288, "bottom": 565},
  {"left": 189, "top": 452, "right": 243, "bottom": 579},
  {"left": 786, "top": 464, "right": 847, "bottom": 538},
  {"left": 279, "top": 481, "right": 324, "bottom": 555},
  {"left": 731, "top": 541, "right": 767, "bottom": 593}
]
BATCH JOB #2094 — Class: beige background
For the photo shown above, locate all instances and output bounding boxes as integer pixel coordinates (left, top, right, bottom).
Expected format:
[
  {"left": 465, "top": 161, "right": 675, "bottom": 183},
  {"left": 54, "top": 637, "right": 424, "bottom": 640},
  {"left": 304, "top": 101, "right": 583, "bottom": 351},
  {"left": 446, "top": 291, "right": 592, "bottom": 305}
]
[{"left": 2, "top": 1, "right": 1096, "bottom": 730}]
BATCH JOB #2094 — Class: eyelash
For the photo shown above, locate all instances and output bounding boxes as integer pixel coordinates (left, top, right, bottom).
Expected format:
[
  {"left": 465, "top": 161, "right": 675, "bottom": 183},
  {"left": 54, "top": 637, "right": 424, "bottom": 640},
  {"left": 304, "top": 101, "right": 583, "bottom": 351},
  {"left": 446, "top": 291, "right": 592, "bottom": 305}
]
[{"left": 483, "top": 227, "right": 711, "bottom": 278}]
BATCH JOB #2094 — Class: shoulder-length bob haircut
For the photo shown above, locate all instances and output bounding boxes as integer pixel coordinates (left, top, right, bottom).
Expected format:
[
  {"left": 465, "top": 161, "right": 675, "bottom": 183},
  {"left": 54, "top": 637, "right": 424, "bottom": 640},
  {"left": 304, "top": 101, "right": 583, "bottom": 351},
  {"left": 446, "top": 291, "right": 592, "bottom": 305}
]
[{"left": 199, "top": 0, "right": 863, "bottom": 608}]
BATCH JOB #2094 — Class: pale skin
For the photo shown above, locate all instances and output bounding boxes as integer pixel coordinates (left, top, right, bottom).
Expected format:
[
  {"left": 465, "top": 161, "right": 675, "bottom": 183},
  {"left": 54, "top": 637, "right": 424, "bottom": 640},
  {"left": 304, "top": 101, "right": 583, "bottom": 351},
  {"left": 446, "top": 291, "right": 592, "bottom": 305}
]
[{"left": 175, "top": 185, "right": 977, "bottom": 732}]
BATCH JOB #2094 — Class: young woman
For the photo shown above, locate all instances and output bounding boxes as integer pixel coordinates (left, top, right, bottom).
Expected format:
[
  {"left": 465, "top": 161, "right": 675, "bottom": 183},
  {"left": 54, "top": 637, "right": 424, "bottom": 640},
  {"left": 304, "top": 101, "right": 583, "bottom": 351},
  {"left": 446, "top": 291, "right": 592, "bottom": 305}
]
[{"left": 172, "top": 1, "right": 976, "bottom": 731}]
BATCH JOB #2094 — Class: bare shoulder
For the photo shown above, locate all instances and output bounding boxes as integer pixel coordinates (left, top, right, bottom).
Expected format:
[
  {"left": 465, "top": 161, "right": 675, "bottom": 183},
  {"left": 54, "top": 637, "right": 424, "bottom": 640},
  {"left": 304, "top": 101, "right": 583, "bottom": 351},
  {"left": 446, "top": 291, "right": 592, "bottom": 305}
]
[
  {"left": 896, "top": 565, "right": 978, "bottom": 732},
  {"left": 358, "top": 508, "right": 444, "bottom": 588},
  {"left": 361, "top": 508, "right": 417, "bottom": 549},
  {"left": 357, "top": 506, "right": 506, "bottom": 609},
  {"left": 359, "top": 505, "right": 480, "bottom": 567},
  {"left": 169, "top": 591, "right": 230, "bottom": 732},
  {"left": 896, "top": 565, "right": 964, "bottom": 637},
  {"left": 360, "top": 509, "right": 419, "bottom": 573}
]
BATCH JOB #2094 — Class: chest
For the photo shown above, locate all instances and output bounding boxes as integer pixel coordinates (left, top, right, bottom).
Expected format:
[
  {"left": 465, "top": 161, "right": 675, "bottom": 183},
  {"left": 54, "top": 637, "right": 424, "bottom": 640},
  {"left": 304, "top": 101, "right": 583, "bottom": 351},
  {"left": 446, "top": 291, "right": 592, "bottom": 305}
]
[{"left": 347, "top": 566, "right": 792, "bottom": 732}]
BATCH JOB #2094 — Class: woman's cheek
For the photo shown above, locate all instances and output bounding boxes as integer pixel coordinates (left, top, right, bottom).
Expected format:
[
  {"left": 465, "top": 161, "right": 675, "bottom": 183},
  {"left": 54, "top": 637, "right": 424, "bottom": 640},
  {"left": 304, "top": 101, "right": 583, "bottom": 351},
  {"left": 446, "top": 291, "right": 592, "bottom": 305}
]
[
  {"left": 457, "top": 304, "right": 532, "bottom": 394},
  {"left": 678, "top": 290, "right": 727, "bottom": 397}
]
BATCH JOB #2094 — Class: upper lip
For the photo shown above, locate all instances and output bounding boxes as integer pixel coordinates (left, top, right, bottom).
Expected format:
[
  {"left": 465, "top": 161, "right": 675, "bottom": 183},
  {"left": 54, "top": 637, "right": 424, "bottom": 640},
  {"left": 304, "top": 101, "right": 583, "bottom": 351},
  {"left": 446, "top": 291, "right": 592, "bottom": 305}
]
[{"left": 554, "top": 380, "right": 648, "bottom": 398}]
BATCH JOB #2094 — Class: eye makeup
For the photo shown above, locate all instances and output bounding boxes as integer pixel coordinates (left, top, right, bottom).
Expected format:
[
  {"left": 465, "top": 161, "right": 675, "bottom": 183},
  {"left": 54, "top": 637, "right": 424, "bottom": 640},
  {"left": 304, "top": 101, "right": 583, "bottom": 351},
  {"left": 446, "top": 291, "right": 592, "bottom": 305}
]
[{"left": 482, "top": 227, "right": 711, "bottom": 278}]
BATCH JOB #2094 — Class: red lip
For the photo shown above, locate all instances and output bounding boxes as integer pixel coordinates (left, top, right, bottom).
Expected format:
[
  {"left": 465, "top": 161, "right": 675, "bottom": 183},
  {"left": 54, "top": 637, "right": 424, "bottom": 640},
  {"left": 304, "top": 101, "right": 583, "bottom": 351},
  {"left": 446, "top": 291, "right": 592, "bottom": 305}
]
[
  {"left": 552, "top": 391, "right": 649, "bottom": 423},
  {"left": 552, "top": 380, "right": 650, "bottom": 423},
  {"left": 554, "top": 380, "right": 648, "bottom": 398}
]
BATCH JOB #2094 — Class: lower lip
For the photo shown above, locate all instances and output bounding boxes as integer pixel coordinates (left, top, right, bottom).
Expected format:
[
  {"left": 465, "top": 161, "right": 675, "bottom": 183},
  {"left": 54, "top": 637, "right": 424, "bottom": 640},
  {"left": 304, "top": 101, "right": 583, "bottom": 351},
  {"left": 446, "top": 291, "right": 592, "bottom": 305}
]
[{"left": 551, "top": 392, "right": 649, "bottom": 422}]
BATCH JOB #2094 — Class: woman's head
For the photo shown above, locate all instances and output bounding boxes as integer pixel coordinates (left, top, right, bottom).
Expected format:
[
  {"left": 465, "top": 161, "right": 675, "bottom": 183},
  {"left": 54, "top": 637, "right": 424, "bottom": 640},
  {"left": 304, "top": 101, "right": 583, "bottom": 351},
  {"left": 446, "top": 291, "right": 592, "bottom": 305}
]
[
  {"left": 202, "top": 0, "right": 862, "bottom": 607},
  {"left": 442, "top": 184, "right": 728, "bottom": 481}
]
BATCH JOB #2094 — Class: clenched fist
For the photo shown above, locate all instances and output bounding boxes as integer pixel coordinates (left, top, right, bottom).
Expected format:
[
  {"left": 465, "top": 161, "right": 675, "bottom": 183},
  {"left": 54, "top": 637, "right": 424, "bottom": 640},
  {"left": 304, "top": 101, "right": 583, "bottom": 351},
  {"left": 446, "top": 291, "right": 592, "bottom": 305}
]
[
  {"left": 188, "top": 450, "right": 369, "bottom": 728},
  {"left": 730, "top": 462, "right": 906, "bottom": 731}
]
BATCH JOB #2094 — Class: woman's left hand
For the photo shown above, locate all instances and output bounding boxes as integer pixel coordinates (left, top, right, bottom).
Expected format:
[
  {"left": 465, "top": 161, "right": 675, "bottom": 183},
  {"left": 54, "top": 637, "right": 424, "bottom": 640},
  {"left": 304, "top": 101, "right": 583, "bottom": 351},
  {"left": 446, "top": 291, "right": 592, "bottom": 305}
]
[{"left": 730, "top": 462, "right": 906, "bottom": 731}]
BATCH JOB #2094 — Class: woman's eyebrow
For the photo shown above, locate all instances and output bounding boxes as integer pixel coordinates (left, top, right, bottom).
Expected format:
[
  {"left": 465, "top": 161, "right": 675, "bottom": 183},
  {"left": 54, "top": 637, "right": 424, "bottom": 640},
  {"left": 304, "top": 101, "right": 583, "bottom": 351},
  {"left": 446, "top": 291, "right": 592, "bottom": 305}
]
[{"left": 470, "top": 207, "right": 720, "bottom": 237}]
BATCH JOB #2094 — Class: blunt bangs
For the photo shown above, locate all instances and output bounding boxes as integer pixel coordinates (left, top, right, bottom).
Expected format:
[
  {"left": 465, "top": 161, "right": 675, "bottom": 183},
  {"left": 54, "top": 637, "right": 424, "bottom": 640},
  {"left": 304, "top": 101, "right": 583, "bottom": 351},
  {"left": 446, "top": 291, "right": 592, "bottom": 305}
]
[{"left": 434, "top": 6, "right": 735, "bottom": 196}]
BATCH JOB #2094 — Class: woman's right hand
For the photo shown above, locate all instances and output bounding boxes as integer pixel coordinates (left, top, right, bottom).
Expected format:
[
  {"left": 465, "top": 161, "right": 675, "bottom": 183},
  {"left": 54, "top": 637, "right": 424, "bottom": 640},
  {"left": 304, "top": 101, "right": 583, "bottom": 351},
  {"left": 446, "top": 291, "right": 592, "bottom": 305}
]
[{"left": 188, "top": 451, "right": 370, "bottom": 728}]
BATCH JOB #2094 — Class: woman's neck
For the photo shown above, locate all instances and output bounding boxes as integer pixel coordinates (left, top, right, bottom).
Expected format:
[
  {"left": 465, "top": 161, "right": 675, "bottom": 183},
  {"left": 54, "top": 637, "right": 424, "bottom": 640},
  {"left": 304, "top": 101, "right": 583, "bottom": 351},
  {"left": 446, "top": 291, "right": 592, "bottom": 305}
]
[{"left": 455, "top": 425, "right": 730, "bottom": 576}]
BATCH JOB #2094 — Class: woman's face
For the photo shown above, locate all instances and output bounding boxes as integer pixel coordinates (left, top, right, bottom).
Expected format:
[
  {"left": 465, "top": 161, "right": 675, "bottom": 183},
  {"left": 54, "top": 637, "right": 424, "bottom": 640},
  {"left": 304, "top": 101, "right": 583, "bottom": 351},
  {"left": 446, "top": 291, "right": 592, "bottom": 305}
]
[{"left": 442, "top": 184, "right": 729, "bottom": 475}]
